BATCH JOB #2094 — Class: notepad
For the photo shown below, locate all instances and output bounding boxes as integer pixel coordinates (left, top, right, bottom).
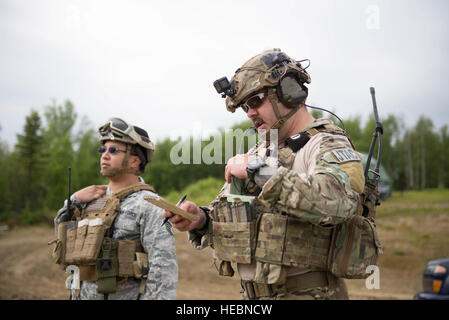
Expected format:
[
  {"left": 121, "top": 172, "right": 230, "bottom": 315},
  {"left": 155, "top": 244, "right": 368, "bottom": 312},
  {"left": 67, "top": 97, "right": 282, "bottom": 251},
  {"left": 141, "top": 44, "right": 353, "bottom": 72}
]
[{"left": 144, "top": 195, "right": 198, "bottom": 222}]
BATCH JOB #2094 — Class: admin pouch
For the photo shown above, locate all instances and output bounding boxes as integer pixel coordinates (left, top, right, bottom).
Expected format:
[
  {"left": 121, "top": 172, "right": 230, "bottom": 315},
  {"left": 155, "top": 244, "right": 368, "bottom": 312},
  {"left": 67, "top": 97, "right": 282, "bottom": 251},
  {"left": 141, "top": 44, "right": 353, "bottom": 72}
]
[{"left": 50, "top": 183, "right": 155, "bottom": 293}]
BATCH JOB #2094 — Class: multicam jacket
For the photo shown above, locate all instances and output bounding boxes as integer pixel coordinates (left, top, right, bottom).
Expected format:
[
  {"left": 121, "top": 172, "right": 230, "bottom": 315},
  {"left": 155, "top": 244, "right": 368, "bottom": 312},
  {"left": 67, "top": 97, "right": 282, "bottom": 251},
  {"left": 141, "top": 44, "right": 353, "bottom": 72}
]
[
  {"left": 188, "top": 118, "right": 364, "bottom": 282},
  {"left": 54, "top": 180, "right": 178, "bottom": 300}
]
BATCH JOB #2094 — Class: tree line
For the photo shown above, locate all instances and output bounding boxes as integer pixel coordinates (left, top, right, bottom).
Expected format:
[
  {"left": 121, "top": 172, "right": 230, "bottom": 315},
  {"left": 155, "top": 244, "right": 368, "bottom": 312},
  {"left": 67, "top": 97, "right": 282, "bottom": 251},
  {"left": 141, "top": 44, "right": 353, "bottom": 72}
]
[{"left": 0, "top": 100, "right": 448, "bottom": 223}]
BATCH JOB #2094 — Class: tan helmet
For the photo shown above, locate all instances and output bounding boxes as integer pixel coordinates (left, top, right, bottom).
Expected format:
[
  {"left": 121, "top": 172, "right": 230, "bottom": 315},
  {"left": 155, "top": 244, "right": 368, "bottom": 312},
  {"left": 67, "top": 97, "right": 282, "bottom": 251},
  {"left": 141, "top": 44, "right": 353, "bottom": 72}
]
[
  {"left": 213, "top": 49, "right": 311, "bottom": 133},
  {"left": 98, "top": 117, "right": 155, "bottom": 175},
  {"left": 225, "top": 48, "right": 311, "bottom": 113}
]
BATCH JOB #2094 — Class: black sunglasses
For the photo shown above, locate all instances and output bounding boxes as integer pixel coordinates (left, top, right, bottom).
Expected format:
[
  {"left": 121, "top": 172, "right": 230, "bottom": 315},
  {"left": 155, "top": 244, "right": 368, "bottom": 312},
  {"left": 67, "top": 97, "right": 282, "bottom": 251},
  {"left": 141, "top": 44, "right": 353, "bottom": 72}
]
[{"left": 98, "top": 146, "right": 127, "bottom": 154}]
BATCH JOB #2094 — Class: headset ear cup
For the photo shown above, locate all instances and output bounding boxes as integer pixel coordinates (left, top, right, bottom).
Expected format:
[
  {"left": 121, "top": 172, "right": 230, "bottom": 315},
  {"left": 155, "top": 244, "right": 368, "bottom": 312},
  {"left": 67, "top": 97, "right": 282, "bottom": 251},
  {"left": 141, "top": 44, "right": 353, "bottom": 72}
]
[{"left": 277, "top": 74, "right": 308, "bottom": 108}]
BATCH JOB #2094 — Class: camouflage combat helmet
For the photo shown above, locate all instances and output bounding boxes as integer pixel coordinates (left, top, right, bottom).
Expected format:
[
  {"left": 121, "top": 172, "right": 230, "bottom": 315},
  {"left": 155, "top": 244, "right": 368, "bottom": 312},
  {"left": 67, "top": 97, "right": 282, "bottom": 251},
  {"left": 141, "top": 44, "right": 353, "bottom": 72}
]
[
  {"left": 220, "top": 48, "right": 311, "bottom": 130},
  {"left": 98, "top": 117, "right": 155, "bottom": 175}
]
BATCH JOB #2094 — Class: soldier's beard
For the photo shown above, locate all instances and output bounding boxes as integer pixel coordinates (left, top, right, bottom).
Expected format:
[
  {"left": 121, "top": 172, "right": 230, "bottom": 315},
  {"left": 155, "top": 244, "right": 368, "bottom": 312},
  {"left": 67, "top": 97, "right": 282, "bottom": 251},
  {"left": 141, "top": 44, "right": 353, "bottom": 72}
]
[
  {"left": 252, "top": 117, "right": 265, "bottom": 129},
  {"left": 101, "top": 166, "right": 141, "bottom": 177},
  {"left": 101, "top": 154, "right": 129, "bottom": 177},
  {"left": 101, "top": 167, "right": 124, "bottom": 177}
]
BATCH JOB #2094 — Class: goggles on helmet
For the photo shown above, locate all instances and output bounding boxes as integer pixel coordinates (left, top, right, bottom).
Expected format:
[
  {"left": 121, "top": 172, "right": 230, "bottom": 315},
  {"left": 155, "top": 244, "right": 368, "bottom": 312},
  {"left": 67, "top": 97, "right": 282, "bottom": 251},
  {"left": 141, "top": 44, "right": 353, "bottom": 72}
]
[{"left": 99, "top": 117, "right": 154, "bottom": 152}]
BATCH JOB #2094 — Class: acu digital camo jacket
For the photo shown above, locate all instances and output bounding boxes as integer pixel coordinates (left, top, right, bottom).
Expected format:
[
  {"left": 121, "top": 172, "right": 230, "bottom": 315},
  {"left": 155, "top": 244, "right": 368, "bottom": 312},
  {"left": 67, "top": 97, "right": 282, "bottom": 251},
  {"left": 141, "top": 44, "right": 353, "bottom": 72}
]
[{"left": 54, "top": 181, "right": 178, "bottom": 300}]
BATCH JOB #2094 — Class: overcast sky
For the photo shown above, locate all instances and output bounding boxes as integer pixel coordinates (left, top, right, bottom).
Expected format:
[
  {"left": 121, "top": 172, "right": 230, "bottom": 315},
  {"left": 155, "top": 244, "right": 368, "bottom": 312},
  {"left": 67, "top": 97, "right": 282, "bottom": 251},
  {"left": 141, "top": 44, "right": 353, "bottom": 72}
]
[{"left": 1, "top": 0, "right": 448, "bottom": 148}]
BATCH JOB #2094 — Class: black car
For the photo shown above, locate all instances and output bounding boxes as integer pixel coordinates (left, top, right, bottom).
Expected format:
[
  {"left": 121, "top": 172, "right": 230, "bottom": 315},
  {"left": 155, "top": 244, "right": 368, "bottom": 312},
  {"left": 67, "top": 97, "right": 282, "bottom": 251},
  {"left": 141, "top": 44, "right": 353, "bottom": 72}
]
[{"left": 415, "top": 258, "right": 449, "bottom": 300}]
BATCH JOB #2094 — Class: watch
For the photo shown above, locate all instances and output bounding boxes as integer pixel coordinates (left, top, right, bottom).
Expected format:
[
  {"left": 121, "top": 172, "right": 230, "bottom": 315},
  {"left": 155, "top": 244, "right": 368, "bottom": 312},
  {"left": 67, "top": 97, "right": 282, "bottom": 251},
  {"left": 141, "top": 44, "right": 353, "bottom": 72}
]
[{"left": 246, "top": 157, "right": 267, "bottom": 184}]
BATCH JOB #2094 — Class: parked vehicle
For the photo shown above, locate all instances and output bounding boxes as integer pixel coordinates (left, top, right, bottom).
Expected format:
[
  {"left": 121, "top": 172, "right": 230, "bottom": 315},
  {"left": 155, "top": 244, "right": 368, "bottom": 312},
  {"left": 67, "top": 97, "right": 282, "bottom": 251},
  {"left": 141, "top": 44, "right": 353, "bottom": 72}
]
[{"left": 414, "top": 258, "right": 449, "bottom": 300}]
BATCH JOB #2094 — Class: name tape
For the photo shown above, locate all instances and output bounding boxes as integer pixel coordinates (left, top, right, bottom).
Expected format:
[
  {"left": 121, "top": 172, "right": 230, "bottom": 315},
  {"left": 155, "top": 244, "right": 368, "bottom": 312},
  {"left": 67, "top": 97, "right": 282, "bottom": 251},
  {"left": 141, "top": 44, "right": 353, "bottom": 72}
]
[{"left": 331, "top": 148, "right": 360, "bottom": 163}]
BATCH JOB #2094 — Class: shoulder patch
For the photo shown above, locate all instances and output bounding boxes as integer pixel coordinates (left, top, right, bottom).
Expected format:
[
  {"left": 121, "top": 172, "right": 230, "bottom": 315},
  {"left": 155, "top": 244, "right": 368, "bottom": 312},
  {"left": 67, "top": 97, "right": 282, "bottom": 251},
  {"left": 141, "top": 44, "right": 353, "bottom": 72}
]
[
  {"left": 285, "top": 132, "right": 310, "bottom": 152},
  {"left": 331, "top": 148, "right": 360, "bottom": 163}
]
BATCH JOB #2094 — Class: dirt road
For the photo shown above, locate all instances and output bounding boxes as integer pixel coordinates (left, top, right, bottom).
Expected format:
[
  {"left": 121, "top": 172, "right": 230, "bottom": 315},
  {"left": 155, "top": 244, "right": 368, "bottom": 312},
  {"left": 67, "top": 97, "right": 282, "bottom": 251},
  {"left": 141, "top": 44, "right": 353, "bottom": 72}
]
[
  {"left": 0, "top": 224, "right": 420, "bottom": 300},
  {"left": 0, "top": 225, "right": 243, "bottom": 300}
]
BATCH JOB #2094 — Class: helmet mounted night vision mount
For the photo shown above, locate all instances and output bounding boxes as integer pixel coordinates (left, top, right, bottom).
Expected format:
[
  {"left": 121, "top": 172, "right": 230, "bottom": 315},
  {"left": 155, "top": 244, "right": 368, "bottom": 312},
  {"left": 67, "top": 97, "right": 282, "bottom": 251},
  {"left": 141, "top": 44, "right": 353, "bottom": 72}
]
[{"left": 213, "top": 77, "right": 236, "bottom": 98}]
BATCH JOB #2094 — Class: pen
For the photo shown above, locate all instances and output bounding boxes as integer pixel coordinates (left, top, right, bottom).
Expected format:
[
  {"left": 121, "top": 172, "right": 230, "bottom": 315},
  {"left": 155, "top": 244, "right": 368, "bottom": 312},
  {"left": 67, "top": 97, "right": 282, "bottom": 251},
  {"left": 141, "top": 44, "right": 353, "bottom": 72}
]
[{"left": 161, "top": 194, "right": 187, "bottom": 226}]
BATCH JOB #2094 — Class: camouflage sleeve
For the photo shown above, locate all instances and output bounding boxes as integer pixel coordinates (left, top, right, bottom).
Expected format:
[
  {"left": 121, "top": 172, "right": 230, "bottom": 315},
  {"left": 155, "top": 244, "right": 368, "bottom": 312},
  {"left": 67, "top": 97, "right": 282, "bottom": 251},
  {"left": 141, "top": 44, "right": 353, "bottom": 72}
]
[
  {"left": 54, "top": 194, "right": 85, "bottom": 235},
  {"left": 258, "top": 133, "right": 362, "bottom": 226},
  {"left": 137, "top": 192, "right": 178, "bottom": 300},
  {"left": 187, "top": 183, "right": 228, "bottom": 249},
  {"left": 187, "top": 207, "right": 212, "bottom": 250}
]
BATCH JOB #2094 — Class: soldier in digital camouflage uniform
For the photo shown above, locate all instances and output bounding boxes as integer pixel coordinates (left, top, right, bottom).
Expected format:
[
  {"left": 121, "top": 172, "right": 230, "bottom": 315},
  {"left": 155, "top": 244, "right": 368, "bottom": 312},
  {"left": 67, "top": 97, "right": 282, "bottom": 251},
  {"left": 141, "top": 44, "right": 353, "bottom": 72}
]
[
  {"left": 54, "top": 118, "right": 177, "bottom": 300},
  {"left": 163, "top": 49, "right": 366, "bottom": 300}
]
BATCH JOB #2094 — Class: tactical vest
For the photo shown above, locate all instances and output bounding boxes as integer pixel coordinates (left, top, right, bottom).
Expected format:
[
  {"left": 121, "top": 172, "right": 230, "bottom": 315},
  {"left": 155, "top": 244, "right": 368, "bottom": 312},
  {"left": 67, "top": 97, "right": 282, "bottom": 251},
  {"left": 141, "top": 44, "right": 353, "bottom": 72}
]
[
  {"left": 211, "top": 123, "right": 382, "bottom": 279},
  {"left": 51, "top": 183, "right": 155, "bottom": 295}
]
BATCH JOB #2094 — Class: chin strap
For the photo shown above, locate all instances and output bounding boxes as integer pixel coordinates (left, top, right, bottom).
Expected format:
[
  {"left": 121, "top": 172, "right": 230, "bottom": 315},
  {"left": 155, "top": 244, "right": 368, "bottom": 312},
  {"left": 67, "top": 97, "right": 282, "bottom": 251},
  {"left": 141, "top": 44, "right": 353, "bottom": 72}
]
[
  {"left": 265, "top": 87, "right": 301, "bottom": 145},
  {"left": 267, "top": 88, "right": 300, "bottom": 130}
]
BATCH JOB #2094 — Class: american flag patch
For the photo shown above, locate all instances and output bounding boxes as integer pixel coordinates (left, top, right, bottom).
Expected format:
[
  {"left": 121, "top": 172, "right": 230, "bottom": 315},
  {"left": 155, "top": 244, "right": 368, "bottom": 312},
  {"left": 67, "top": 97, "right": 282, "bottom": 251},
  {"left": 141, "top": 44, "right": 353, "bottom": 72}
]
[{"left": 85, "top": 198, "right": 108, "bottom": 212}]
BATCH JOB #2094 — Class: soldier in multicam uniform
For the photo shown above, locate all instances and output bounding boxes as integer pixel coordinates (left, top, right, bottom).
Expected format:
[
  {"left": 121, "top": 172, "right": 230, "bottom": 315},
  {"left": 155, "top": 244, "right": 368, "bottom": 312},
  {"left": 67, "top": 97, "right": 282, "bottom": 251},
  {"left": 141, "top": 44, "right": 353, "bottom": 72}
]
[
  {"left": 163, "top": 49, "right": 368, "bottom": 300},
  {"left": 54, "top": 118, "right": 177, "bottom": 300}
]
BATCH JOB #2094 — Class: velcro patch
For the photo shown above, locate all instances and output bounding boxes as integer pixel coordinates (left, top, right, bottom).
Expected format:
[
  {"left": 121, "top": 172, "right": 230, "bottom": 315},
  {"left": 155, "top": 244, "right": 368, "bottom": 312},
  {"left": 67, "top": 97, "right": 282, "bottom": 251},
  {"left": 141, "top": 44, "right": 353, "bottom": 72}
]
[
  {"left": 85, "top": 198, "right": 108, "bottom": 212},
  {"left": 285, "top": 132, "right": 310, "bottom": 152},
  {"left": 331, "top": 148, "right": 360, "bottom": 163}
]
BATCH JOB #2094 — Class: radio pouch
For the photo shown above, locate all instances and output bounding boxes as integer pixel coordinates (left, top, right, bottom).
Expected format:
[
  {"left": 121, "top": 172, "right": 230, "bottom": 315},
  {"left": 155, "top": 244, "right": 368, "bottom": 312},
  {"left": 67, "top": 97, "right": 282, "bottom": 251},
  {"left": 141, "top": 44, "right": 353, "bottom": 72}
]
[{"left": 96, "top": 237, "right": 118, "bottom": 295}]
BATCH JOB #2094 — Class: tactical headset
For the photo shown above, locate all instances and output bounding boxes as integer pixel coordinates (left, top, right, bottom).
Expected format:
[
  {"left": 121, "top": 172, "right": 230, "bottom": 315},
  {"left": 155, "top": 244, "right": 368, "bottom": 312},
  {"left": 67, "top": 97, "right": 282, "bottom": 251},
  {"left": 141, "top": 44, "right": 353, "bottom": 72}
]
[{"left": 260, "top": 51, "right": 310, "bottom": 109}]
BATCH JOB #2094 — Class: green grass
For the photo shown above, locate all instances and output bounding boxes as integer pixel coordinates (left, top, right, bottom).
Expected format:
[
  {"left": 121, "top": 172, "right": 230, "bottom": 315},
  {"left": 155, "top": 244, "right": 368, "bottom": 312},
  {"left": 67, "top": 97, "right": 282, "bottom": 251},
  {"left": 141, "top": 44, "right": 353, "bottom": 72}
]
[
  {"left": 377, "top": 205, "right": 449, "bottom": 218},
  {"left": 377, "top": 189, "right": 449, "bottom": 218},
  {"left": 163, "top": 176, "right": 224, "bottom": 207},
  {"left": 388, "top": 189, "right": 449, "bottom": 203}
]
